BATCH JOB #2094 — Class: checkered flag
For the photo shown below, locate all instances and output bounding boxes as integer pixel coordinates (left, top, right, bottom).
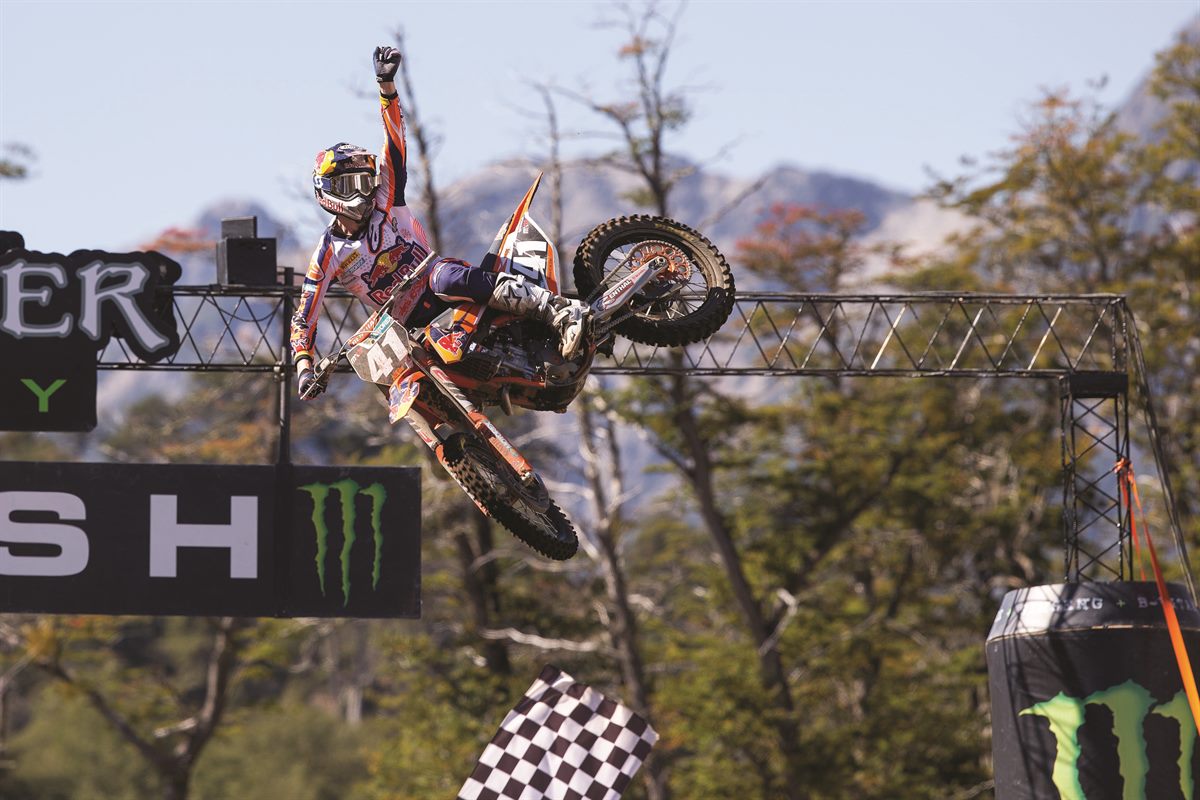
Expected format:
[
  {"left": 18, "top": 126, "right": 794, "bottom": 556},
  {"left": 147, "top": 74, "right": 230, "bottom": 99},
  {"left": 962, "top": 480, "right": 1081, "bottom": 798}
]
[{"left": 458, "top": 665, "right": 659, "bottom": 800}]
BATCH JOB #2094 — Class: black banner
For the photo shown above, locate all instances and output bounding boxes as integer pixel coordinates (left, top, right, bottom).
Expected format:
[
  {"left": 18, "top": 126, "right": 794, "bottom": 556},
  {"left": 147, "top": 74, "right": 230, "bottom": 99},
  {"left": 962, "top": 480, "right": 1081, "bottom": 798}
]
[
  {"left": 0, "top": 461, "right": 420, "bottom": 618},
  {"left": 0, "top": 246, "right": 181, "bottom": 432},
  {"left": 987, "top": 582, "right": 1200, "bottom": 799}
]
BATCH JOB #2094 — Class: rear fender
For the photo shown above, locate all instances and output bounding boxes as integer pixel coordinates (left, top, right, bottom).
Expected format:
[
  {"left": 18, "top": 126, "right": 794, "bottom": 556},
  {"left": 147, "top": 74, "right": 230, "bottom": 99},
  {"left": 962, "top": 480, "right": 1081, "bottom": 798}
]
[
  {"left": 452, "top": 174, "right": 558, "bottom": 362},
  {"left": 481, "top": 173, "right": 560, "bottom": 293}
]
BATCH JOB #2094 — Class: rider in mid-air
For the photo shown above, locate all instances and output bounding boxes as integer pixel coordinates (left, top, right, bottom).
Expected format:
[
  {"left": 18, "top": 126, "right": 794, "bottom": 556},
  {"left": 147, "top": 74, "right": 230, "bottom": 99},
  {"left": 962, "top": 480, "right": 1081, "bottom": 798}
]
[{"left": 291, "top": 45, "right": 591, "bottom": 400}]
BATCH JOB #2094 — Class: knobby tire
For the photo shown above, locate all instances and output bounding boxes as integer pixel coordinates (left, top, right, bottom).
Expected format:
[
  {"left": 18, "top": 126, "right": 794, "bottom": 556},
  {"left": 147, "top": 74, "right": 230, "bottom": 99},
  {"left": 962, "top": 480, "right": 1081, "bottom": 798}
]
[
  {"left": 442, "top": 434, "right": 579, "bottom": 561},
  {"left": 573, "top": 215, "right": 735, "bottom": 347}
]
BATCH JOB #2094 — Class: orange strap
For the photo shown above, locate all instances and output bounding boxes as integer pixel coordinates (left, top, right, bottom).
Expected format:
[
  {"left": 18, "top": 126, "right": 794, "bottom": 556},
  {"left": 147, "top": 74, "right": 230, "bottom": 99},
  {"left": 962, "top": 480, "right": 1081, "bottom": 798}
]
[
  {"left": 1117, "top": 458, "right": 1200, "bottom": 734},
  {"left": 1115, "top": 460, "right": 1149, "bottom": 581}
]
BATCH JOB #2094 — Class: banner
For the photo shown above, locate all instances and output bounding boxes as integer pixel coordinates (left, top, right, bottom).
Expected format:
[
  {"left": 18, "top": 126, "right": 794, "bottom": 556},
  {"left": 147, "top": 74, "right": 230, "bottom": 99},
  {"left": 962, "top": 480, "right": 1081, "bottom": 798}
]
[
  {"left": 0, "top": 461, "right": 420, "bottom": 618},
  {"left": 987, "top": 582, "right": 1200, "bottom": 799},
  {"left": 0, "top": 246, "right": 181, "bottom": 431}
]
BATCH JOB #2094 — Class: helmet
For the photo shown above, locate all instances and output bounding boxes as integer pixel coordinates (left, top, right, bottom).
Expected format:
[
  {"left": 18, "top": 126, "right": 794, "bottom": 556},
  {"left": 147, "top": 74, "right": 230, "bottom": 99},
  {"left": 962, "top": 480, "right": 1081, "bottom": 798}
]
[{"left": 312, "top": 143, "right": 378, "bottom": 222}]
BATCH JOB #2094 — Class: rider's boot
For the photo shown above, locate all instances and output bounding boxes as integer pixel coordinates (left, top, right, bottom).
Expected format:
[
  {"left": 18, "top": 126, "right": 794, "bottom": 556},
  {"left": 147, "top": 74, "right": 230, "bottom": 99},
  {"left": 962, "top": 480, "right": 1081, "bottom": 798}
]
[{"left": 487, "top": 274, "right": 592, "bottom": 359}]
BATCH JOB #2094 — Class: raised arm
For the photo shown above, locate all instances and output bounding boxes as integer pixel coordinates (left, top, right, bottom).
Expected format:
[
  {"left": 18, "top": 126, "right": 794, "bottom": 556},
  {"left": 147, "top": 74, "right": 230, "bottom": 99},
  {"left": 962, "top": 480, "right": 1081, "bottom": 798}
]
[{"left": 373, "top": 46, "right": 407, "bottom": 209}]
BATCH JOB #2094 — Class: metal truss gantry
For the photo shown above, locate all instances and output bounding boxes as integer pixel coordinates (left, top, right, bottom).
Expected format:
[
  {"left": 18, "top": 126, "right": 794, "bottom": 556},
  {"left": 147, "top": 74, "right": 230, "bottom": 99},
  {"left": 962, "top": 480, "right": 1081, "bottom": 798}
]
[{"left": 97, "top": 287, "right": 1179, "bottom": 586}]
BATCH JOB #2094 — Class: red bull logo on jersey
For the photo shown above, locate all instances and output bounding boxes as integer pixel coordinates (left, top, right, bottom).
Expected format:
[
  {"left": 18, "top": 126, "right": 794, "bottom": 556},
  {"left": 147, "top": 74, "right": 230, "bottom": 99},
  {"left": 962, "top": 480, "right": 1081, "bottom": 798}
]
[
  {"left": 367, "top": 246, "right": 404, "bottom": 287},
  {"left": 367, "top": 242, "right": 428, "bottom": 293}
]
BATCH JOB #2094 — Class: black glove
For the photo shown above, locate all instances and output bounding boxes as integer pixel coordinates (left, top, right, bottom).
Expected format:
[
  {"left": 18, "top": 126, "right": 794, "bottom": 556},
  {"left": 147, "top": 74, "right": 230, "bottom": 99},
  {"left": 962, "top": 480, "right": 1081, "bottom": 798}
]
[
  {"left": 374, "top": 46, "right": 401, "bottom": 84},
  {"left": 298, "top": 368, "right": 324, "bottom": 400}
]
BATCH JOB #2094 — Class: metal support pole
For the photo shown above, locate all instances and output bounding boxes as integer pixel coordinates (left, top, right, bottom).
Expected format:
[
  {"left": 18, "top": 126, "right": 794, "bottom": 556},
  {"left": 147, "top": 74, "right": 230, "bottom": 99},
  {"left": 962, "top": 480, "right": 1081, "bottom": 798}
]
[
  {"left": 274, "top": 268, "right": 295, "bottom": 614},
  {"left": 1060, "top": 372, "right": 1130, "bottom": 582},
  {"left": 1060, "top": 376, "right": 1077, "bottom": 582},
  {"left": 1123, "top": 300, "right": 1199, "bottom": 603},
  {"left": 277, "top": 268, "right": 295, "bottom": 467}
]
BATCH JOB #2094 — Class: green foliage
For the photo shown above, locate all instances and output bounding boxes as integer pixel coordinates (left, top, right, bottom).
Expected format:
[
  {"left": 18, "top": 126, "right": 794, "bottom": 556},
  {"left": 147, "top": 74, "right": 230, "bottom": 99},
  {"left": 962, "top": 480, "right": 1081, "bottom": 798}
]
[
  {"left": 929, "top": 28, "right": 1200, "bottom": 551},
  {"left": 1148, "top": 30, "right": 1200, "bottom": 164},
  {"left": 192, "top": 704, "right": 376, "bottom": 800},
  {"left": 654, "top": 637, "right": 784, "bottom": 798},
  {"left": 0, "top": 432, "right": 76, "bottom": 461},
  {"left": 735, "top": 203, "right": 874, "bottom": 291},
  {"left": 928, "top": 89, "right": 1147, "bottom": 289},
  {"left": 103, "top": 374, "right": 279, "bottom": 464},
  {"left": 619, "top": 363, "right": 1057, "bottom": 796},
  {"left": 4, "top": 686, "right": 159, "bottom": 800},
  {"left": 357, "top": 634, "right": 507, "bottom": 800}
]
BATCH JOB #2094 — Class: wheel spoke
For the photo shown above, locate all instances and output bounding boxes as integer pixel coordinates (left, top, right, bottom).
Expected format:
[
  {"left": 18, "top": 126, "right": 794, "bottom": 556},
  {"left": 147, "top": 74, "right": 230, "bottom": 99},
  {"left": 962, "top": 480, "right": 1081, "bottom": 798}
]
[{"left": 574, "top": 215, "right": 734, "bottom": 350}]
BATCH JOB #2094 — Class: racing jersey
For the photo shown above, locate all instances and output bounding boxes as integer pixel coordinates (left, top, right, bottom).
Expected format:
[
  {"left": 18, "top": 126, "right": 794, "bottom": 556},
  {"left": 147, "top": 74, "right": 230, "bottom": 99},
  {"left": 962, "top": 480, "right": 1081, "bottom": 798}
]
[{"left": 290, "top": 92, "right": 435, "bottom": 366}]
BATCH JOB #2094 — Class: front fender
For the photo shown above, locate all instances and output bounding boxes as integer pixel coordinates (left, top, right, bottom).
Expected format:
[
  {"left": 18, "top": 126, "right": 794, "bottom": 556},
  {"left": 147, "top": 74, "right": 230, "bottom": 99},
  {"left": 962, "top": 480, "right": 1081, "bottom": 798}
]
[{"left": 387, "top": 374, "right": 421, "bottom": 423}]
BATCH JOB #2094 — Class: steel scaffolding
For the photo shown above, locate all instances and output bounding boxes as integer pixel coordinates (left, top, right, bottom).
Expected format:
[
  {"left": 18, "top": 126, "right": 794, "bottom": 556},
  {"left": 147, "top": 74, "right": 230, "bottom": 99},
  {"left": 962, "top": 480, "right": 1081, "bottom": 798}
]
[{"left": 96, "top": 287, "right": 1186, "bottom": 587}]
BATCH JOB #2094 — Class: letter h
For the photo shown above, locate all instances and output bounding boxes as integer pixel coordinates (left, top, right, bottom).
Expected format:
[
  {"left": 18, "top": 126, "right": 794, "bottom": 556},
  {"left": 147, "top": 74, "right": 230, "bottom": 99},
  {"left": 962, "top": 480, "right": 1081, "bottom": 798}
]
[{"left": 149, "top": 495, "right": 258, "bottom": 579}]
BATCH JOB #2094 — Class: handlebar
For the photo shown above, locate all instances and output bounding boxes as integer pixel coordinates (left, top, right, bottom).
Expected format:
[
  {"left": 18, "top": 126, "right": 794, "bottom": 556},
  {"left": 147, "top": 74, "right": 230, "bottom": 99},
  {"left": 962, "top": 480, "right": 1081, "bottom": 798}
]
[{"left": 299, "top": 250, "right": 438, "bottom": 399}]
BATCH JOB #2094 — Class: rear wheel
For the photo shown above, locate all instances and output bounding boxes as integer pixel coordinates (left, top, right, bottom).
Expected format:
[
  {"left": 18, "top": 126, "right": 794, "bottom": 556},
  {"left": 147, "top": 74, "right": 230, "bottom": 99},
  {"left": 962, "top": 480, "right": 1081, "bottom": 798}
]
[
  {"left": 573, "top": 215, "right": 735, "bottom": 347},
  {"left": 441, "top": 433, "right": 578, "bottom": 560}
]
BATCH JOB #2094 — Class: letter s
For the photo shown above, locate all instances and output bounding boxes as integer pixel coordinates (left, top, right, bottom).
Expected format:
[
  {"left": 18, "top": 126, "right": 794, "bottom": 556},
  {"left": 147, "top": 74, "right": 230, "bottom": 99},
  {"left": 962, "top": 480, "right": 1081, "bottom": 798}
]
[{"left": 0, "top": 492, "right": 89, "bottom": 576}]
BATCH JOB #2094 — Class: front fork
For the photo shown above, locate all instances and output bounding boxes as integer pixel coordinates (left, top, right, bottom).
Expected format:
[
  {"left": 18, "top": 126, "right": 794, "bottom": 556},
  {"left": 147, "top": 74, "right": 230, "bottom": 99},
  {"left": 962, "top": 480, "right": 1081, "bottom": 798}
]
[
  {"left": 401, "top": 408, "right": 496, "bottom": 519},
  {"left": 589, "top": 254, "right": 672, "bottom": 331},
  {"left": 402, "top": 406, "right": 441, "bottom": 451},
  {"left": 402, "top": 364, "right": 539, "bottom": 487}
]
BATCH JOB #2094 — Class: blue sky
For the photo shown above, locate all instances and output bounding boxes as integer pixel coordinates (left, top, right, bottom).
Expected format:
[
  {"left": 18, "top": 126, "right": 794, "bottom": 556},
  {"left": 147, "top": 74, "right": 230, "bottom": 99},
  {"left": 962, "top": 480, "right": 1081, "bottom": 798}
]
[{"left": 1, "top": 0, "right": 1196, "bottom": 256}]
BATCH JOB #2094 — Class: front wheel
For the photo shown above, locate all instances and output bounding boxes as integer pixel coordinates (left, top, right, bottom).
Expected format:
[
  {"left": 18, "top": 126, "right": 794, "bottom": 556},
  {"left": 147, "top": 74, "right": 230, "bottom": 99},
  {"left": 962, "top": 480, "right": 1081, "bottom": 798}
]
[
  {"left": 441, "top": 433, "right": 579, "bottom": 560},
  {"left": 573, "top": 215, "right": 736, "bottom": 347}
]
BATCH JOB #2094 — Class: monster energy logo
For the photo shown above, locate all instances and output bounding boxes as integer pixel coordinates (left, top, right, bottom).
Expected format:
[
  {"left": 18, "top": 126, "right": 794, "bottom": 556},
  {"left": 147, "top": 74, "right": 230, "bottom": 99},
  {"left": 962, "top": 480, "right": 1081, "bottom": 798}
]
[
  {"left": 298, "top": 480, "right": 386, "bottom": 606},
  {"left": 1021, "top": 680, "right": 1196, "bottom": 799}
]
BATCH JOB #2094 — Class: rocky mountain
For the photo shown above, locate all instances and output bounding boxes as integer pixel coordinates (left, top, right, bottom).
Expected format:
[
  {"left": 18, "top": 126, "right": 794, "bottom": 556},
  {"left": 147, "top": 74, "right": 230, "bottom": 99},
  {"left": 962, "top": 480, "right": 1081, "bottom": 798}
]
[
  {"left": 429, "top": 159, "right": 928, "bottom": 293},
  {"left": 1115, "top": 15, "right": 1199, "bottom": 236},
  {"left": 1115, "top": 16, "right": 1198, "bottom": 140},
  {"left": 164, "top": 158, "right": 953, "bottom": 295}
]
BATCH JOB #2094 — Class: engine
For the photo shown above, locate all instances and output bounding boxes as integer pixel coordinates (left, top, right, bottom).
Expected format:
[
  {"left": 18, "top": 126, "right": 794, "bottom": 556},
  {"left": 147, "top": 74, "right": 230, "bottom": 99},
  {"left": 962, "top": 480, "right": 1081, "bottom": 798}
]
[{"left": 462, "top": 322, "right": 588, "bottom": 389}]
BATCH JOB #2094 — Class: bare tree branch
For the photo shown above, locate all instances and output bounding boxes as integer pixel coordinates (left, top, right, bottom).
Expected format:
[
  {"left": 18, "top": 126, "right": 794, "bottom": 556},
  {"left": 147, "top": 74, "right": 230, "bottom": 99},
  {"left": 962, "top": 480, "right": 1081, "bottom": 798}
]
[
  {"left": 38, "top": 657, "right": 171, "bottom": 773},
  {"left": 178, "top": 616, "right": 243, "bottom": 766},
  {"left": 699, "top": 174, "right": 771, "bottom": 230},
  {"left": 479, "top": 627, "right": 608, "bottom": 654},
  {"left": 392, "top": 27, "right": 444, "bottom": 252}
]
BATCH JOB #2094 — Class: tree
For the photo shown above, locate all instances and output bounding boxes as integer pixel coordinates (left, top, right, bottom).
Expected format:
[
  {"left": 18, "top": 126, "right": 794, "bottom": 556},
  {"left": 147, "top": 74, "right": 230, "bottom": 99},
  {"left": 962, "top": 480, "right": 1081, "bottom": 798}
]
[
  {"left": 561, "top": 1, "right": 694, "bottom": 216},
  {"left": 0, "top": 143, "right": 34, "bottom": 179},
  {"left": 1, "top": 616, "right": 249, "bottom": 800},
  {"left": 930, "top": 28, "right": 1200, "bottom": 555},
  {"left": 569, "top": 5, "right": 809, "bottom": 793}
]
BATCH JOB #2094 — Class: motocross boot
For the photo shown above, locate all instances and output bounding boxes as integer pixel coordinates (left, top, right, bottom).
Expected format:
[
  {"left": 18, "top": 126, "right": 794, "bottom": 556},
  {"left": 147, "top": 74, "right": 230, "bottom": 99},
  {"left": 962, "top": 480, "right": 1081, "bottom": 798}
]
[{"left": 488, "top": 273, "right": 593, "bottom": 359}]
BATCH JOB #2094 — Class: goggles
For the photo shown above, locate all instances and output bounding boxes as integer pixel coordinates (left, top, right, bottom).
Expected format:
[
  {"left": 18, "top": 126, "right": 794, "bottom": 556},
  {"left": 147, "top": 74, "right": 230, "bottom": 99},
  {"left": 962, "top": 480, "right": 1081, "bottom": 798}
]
[{"left": 326, "top": 171, "right": 377, "bottom": 200}]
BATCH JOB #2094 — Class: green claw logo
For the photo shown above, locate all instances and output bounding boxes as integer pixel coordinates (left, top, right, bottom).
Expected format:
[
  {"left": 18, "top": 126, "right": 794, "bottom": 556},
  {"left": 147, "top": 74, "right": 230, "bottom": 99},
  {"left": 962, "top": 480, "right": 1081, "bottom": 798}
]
[
  {"left": 299, "top": 480, "right": 387, "bottom": 606},
  {"left": 1021, "top": 680, "right": 1196, "bottom": 798}
]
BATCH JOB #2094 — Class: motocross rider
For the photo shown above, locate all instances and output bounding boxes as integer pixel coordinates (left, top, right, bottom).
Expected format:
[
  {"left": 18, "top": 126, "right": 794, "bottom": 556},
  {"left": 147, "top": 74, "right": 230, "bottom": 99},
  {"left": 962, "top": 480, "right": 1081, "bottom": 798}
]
[{"left": 292, "top": 45, "right": 592, "bottom": 400}]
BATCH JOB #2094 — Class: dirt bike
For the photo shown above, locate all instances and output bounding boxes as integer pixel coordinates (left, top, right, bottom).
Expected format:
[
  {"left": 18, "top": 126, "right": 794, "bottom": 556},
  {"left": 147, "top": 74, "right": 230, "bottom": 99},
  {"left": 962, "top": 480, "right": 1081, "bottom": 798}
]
[{"left": 305, "top": 174, "right": 735, "bottom": 560}]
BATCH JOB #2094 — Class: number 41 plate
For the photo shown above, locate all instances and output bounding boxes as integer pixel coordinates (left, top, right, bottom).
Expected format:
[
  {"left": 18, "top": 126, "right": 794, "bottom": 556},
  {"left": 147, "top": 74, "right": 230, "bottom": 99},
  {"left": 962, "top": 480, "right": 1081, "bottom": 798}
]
[{"left": 348, "top": 319, "right": 412, "bottom": 385}]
